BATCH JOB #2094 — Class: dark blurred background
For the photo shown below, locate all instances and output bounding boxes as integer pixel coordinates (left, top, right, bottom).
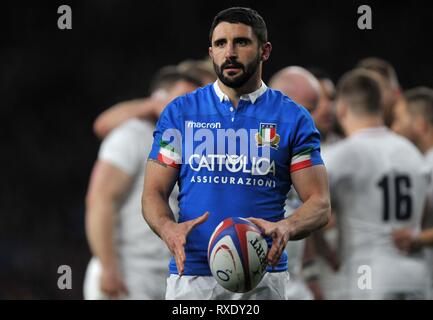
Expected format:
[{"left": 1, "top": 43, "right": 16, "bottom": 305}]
[{"left": 1, "top": 0, "right": 432, "bottom": 299}]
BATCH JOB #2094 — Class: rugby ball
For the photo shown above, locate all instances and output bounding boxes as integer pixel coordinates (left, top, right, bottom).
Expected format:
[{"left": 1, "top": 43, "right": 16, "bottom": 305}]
[{"left": 207, "top": 217, "right": 268, "bottom": 293}]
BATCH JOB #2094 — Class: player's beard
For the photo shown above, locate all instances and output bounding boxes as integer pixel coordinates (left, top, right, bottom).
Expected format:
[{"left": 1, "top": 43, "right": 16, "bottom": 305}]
[{"left": 213, "top": 54, "right": 261, "bottom": 89}]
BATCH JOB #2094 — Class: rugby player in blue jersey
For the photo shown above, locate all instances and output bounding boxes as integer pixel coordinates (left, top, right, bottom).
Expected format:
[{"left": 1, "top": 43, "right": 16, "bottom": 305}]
[{"left": 142, "top": 7, "right": 331, "bottom": 299}]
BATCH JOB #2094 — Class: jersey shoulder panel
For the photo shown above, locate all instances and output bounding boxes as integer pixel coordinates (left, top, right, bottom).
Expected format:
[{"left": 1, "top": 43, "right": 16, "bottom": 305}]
[
  {"left": 321, "top": 138, "right": 361, "bottom": 180},
  {"left": 389, "top": 131, "right": 425, "bottom": 161}
]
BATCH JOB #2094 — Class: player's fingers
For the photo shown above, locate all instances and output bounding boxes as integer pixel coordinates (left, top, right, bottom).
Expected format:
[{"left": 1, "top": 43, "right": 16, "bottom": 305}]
[
  {"left": 246, "top": 217, "right": 262, "bottom": 225},
  {"left": 268, "top": 236, "right": 284, "bottom": 265},
  {"left": 395, "top": 239, "right": 408, "bottom": 253},
  {"left": 108, "top": 290, "right": 119, "bottom": 300},
  {"left": 267, "top": 241, "right": 280, "bottom": 264},
  {"left": 246, "top": 217, "right": 269, "bottom": 235},
  {"left": 112, "top": 281, "right": 126, "bottom": 299},
  {"left": 173, "top": 245, "right": 186, "bottom": 275},
  {"left": 101, "top": 288, "right": 112, "bottom": 298},
  {"left": 174, "top": 255, "right": 184, "bottom": 276},
  {"left": 267, "top": 245, "right": 280, "bottom": 265},
  {"left": 101, "top": 284, "right": 115, "bottom": 297},
  {"left": 114, "top": 286, "right": 124, "bottom": 299}
]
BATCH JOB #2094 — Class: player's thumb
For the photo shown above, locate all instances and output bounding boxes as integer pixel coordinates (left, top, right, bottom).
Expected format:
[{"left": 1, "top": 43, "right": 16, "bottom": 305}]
[{"left": 188, "top": 211, "right": 210, "bottom": 230}]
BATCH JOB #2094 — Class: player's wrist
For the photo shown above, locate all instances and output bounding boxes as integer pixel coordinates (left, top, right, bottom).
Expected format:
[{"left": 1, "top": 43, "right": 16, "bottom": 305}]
[
  {"left": 101, "top": 261, "right": 120, "bottom": 274},
  {"left": 302, "top": 259, "right": 320, "bottom": 282},
  {"left": 280, "top": 218, "right": 295, "bottom": 241},
  {"left": 159, "top": 218, "right": 177, "bottom": 238},
  {"left": 413, "top": 230, "right": 427, "bottom": 248}
]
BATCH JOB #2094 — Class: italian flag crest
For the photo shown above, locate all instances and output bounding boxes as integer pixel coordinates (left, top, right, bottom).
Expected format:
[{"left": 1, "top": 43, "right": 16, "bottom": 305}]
[{"left": 255, "top": 123, "right": 280, "bottom": 149}]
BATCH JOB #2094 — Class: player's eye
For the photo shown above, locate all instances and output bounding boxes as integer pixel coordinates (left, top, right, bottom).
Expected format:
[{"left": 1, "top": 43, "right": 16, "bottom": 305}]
[
  {"left": 236, "top": 38, "right": 250, "bottom": 46},
  {"left": 214, "top": 40, "right": 226, "bottom": 47}
]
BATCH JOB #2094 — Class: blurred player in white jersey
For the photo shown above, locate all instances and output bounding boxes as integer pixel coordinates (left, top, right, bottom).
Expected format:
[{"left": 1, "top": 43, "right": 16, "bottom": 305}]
[
  {"left": 270, "top": 66, "right": 342, "bottom": 299},
  {"left": 269, "top": 66, "right": 321, "bottom": 299},
  {"left": 391, "top": 87, "right": 433, "bottom": 297},
  {"left": 306, "top": 67, "right": 342, "bottom": 299},
  {"left": 83, "top": 68, "right": 200, "bottom": 299},
  {"left": 324, "top": 69, "right": 430, "bottom": 299}
]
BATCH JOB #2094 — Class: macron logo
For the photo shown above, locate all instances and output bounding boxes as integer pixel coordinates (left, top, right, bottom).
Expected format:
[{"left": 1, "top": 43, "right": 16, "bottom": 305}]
[{"left": 186, "top": 121, "right": 221, "bottom": 129}]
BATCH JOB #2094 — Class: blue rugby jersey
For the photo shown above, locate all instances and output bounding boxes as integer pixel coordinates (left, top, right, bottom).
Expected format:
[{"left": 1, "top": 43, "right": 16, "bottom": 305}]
[{"left": 148, "top": 81, "right": 324, "bottom": 275}]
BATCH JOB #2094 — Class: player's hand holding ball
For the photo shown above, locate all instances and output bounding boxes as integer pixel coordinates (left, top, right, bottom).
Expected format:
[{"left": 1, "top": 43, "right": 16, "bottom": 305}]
[
  {"left": 247, "top": 217, "right": 291, "bottom": 266},
  {"left": 160, "top": 211, "right": 209, "bottom": 275}
]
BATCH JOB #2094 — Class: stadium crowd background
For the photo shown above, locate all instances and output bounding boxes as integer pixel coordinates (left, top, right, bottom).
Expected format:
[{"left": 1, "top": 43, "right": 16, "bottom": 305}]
[{"left": 1, "top": 0, "right": 432, "bottom": 299}]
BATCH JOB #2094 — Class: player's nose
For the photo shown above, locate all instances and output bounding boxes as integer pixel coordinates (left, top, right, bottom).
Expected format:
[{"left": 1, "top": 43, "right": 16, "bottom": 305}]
[{"left": 224, "top": 42, "right": 237, "bottom": 59}]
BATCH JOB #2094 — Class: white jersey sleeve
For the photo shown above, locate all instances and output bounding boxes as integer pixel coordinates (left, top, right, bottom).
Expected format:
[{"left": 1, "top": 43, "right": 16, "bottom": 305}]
[{"left": 98, "top": 119, "right": 154, "bottom": 175}]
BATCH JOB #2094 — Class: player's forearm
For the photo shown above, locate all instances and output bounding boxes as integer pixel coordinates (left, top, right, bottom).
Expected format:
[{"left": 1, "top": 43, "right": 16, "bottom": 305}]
[
  {"left": 85, "top": 198, "right": 118, "bottom": 269},
  {"left": 93, "top": 99, "right": 159, "bottom": 139},
  {"left": 285, "top": 195, "right": 331, "bottom": 241},
  {"left": 93, "top": 99, "right": 150, "bottom": 139},
  {"left": 141, "top": 189, "right": 177, "bottom": 239},
  {"left": 312, "top": 229, "right": 340, "bottom": 270},
  {"left": 94, "top": 105, "right": 126, "bottom": 139}
]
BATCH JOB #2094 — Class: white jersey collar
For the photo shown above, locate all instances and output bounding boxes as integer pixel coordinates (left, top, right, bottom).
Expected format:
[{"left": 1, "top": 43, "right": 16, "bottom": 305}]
[
  {"left": 213, "top": 80, "right": 267, "bottom": 104},
  {"left": 351, "top": 126, "right": 389, "bottom": 137}
]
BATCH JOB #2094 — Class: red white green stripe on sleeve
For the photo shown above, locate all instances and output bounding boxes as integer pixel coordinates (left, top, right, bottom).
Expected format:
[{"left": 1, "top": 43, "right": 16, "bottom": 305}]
[
  {"left": 290, "top": 147, "right": 313, "bottom": 172},
  {"left": 157, "top": 141, "right": 181, "bottom": 169}
]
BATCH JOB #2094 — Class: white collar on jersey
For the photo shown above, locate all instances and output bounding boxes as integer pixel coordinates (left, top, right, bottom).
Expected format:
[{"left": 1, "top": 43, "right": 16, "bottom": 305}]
[
  {"left": 213, "top": 80, "right": 267, "bottom": 104},
  {"left": 352, "top": 126, "right": 389, "bottom": 137}
]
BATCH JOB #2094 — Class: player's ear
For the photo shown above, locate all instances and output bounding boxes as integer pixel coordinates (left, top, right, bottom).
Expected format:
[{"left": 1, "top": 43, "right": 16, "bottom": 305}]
[
  {"left": 261, "top": 42, "right": 272, "bottom": 62},
  {"left": 394, "top": 87, "right": 402, "bottom": 99},
  {"left": 208, "top": 46, "right": 213, "bottom": 59},
  {"left": 415, "top": 115, "right": 428, "bottom": 135}
]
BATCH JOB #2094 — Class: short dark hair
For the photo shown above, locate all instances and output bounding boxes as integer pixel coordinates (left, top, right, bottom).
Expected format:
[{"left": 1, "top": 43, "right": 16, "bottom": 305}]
[
  {"left": 337, "top": 69, "right": 382, "bottom": 115},
  {"left": 149, "top": 65, "right": 201, "bottom": 94},
  {"left": 209, "top": 7, "right": 268, "bottom": 45},
  {"left": 357, "top": 57, "right": 400, "bottom": 89},
  {"left": 404, "top": 87, "right": 433, "bottom": 126}
]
